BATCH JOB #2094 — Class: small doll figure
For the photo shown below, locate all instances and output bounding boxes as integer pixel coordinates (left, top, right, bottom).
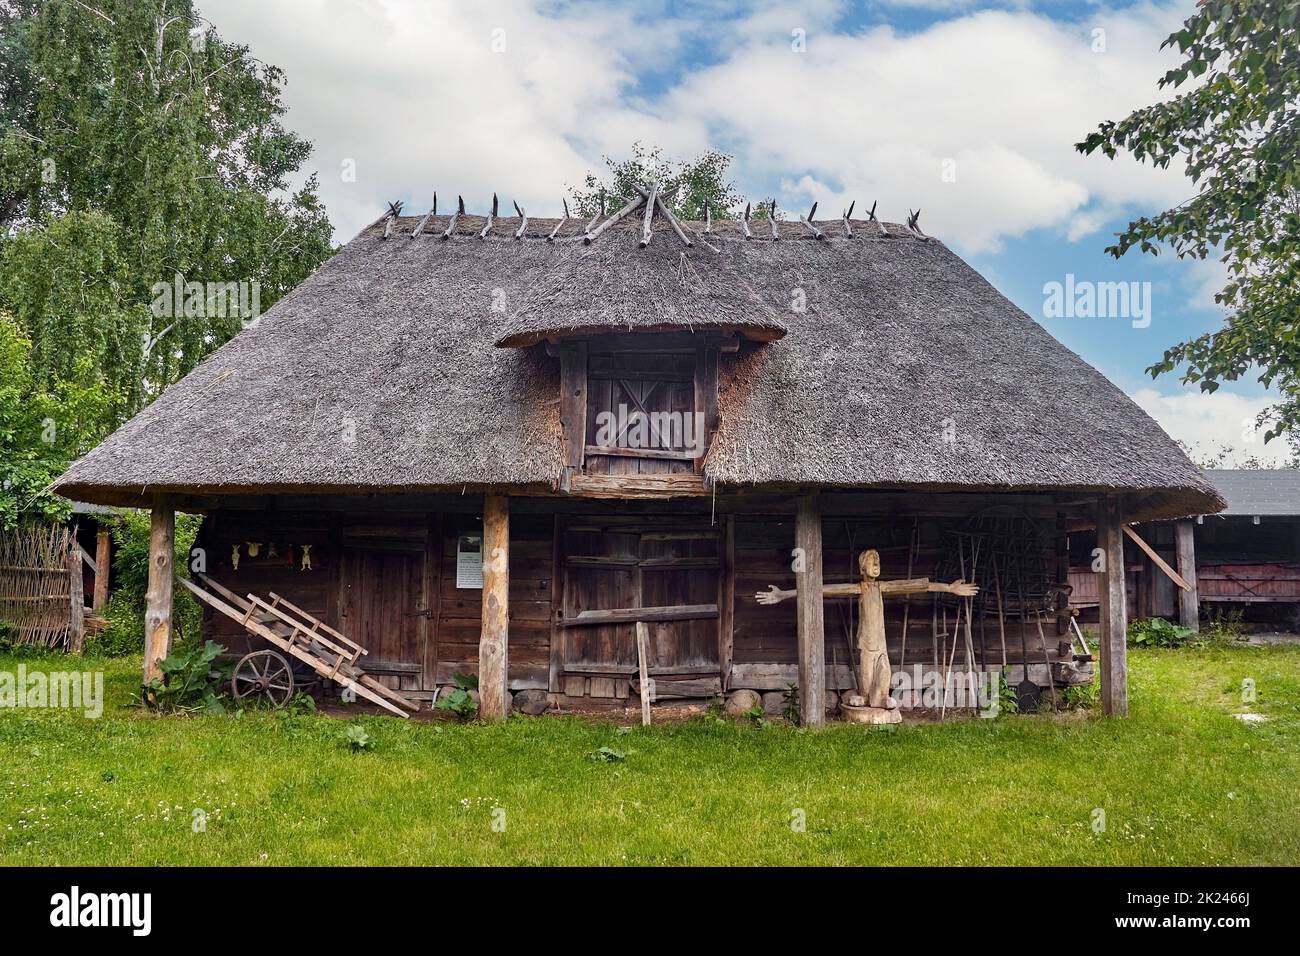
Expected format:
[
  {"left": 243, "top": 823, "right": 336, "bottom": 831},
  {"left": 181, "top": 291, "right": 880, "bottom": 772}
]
[
  {"left": 267, "top": 543, "right": 279, "bottom": 559},
  {"left": 231, "top": 544, "right": 241, "bottom": 571},
  {"left": 247, "top": 542, "right": 262, "bottom": 558},
  {"left": 300, "top": 544, "right": 313, "bottom": 571},
  {"left": 285, "top": 545, "right": 295, "bottom": 568}
]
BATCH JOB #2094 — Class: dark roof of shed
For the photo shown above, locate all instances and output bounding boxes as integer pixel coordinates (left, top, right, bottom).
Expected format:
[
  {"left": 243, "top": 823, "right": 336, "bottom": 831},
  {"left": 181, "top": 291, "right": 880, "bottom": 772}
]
[
  {"left": 1202, "top": 469, "right": 1300, "bottom": 516},
  {"left": 53, "top": 208, "right": 1223, "bottom": 521}
]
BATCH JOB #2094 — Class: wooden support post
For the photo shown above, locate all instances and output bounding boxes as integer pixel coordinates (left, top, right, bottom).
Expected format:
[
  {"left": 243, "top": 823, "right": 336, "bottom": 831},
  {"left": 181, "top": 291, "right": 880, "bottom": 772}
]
[
  {"left": 67, "top": 545, "right": 84, "bottom": 653},
  {"left": 1175, "top": 519, "right": 1199, "bottom": 633},
  {"left": 636, "top": 621, "right": 651, "bottom": 726},
  {"left": 1096, "top": 498, "right": 1128, "bottom": 716},
  {"left": 143, "top": 497, "right": 175, "bottom": 685},
  {"left": 795, "top": 495, "right": 826, "bottom": 727},
  {"left": 479, "top": 494, "right": 510, "bottom": 720},
  {"left": 558, "top": 342, "right": 588, "bottom": 487},
  {"left": 92, "top": 529, "right": 111, "bottom": 610}
]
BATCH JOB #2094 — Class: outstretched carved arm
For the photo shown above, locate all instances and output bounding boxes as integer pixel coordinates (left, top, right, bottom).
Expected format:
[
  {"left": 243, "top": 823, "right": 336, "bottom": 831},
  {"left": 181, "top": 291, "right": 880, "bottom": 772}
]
[
  {"left": 755, "top": 585, "right": 796, "bottom": 605},
  {"left": 755, "top": 582, "right": 861, "bottom": 605},
  {"left": 929, "top": 580, "right": 979, "bottom": 598}
]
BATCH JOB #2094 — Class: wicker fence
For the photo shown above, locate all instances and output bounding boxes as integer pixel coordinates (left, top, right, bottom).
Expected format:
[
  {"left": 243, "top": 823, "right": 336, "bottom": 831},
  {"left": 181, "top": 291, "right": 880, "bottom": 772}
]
[{"left": 0, "top": 525, "right": 83, "bottom": 650}]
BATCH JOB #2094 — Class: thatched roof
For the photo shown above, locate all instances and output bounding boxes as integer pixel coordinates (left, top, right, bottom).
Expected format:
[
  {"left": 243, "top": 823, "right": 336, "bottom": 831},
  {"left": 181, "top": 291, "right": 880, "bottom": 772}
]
[{"left": 54, "top": 207, "right": 1223, "bottom": 521}]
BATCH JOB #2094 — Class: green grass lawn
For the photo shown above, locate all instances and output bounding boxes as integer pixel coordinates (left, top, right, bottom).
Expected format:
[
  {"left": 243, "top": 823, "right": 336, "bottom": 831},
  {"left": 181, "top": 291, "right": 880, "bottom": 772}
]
[{"left": 0, "top": 642, "right": 1297, "bottom": 865}]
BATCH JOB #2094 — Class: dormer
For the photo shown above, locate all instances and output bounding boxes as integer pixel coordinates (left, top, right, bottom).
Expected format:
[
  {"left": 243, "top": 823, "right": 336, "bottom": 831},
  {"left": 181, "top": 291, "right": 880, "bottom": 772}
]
[{"left": 495, "top": 200, "right": 787, "bottom": 495}]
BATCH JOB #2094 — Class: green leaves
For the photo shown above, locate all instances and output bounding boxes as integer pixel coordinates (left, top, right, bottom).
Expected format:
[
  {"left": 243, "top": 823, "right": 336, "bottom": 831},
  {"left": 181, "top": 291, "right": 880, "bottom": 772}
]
[
  {"left": 0, "top": 1, "right": 334, "bottom": 526},
  {"left": 1077, "top": 0, "right": 1300, "bottom": 441},
  {"left": 568, "top": 143, "right": 750, "bottom": 221},
  {"left": 145, "top": 640, "right": 232, "bottom": 714}
]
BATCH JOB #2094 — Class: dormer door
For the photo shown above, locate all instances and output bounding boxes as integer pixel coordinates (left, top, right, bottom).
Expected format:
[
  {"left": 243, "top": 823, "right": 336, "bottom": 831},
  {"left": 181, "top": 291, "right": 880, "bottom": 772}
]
[{"left": 557, "top": 333, "right": 723, "bottom": 485}]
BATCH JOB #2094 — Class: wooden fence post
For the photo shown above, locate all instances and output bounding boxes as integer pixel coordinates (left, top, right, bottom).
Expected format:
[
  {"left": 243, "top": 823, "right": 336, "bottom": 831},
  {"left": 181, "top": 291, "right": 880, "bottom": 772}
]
[
  {"left": 67, "top": 545, "right": 84, "bottom": 653},
  {"left": 143, "top": 497, "right": 175, "bottom": 686},
  {"left": 92, "top": 529, "right": 111, "bottom": 611},
  {"left": 1097, "top": 498, "right": 1128, "bottom": 716},
  {"left": 795, "top": 494, "right": 826, "bottom": 727},
  {"left": 479, "top": 494, "right": 510, "bottom": 720},
  {"left": 1175, "top": 519, "right": 1199, "bottom": 632}
]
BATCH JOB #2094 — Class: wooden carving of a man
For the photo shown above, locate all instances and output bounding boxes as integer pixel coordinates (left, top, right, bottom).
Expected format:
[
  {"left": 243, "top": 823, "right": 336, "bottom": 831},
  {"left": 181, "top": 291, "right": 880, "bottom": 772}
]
[{"left": 757, "top": 549, "right": 978, "bottom": 712}]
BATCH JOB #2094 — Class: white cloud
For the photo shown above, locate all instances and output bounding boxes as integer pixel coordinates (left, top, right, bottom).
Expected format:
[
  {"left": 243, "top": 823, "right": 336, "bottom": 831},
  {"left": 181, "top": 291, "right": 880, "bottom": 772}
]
[
  {"left": 1130, "top": 387, "right": 1293, "bottom": 466},
  {"left": 200, "top": 0, "right": 1199, "bottom": 253}
]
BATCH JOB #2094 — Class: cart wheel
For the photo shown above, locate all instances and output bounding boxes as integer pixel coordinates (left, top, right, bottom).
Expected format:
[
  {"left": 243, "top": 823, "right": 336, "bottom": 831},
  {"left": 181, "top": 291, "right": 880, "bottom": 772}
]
[{"left": 231, "top": 650, "right": 295, "bottom": 708}]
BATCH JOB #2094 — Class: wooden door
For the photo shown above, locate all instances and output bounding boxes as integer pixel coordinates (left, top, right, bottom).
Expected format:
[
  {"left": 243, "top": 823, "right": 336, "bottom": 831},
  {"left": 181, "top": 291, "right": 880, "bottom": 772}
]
[
  {"left": 560, "top": 519, "right": 720, "bottom": 677},
  {"left": 584, "top": 351, "right": 698, "bottom": 476},
  {"left": 338, "top": 545, "right": 425, "bottom": 689}
]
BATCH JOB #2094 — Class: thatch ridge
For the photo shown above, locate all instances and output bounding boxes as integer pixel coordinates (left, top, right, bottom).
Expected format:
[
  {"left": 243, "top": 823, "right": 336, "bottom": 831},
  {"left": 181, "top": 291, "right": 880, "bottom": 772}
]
[{"left": 54, "top": 210, "right": 1223, "bottom": 521}]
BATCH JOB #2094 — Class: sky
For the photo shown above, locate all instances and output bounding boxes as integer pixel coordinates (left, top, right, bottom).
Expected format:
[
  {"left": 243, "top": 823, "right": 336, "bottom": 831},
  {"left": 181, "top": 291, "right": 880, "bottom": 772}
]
[{"left": 201, "top": 0, "right": 1288, "bottom": 465}]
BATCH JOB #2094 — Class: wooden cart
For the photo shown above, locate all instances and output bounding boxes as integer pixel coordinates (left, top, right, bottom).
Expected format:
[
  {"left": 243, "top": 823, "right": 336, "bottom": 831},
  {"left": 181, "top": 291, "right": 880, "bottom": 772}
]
[{"left": 179, "top": 573, "right": 420, "bottom": 717}]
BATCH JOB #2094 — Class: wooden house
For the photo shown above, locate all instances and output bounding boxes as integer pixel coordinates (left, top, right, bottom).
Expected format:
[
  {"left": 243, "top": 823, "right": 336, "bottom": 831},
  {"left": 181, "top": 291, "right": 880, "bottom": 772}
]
[
  {"left": 1071, "top": 469, "right": 1300, "bottom": 632},
  {"left": 53, "top": 193, "right": 1223, "bottom": 722}
]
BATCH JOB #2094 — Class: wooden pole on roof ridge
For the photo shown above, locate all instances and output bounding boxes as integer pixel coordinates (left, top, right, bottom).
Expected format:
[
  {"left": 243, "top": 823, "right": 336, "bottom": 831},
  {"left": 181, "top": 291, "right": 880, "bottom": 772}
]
[
  {"left": 586, "top": 190, "right": 605, "bottom": 232},
  {"left": 442, "top": 196, "right": 464, "bottom": 239},
  {"left": 382, "top": 199, "right": 403, "bottom": 239},
  {"left": 867, "top": 200, "right": 886, "bottom": 237},
  {"left": 842, "top": 200, "right": 855, "bottom": 238},
  {"left": 704, "top": 200, "right": 712, "bottom": 234},
  {"left": 798, "top": 201, "right": 824, "bottom": 240},
  {"left": 631, "top": 183, "right": 692, "bottom": 247},
  {"left": 513, "top": 200, "right": 528, "bottom": 239},
  {"left": 479, "top": 193, "right": 499, "bottom": 238},
  {"left": 583, "top": 193, "right": 645, "bottom": 244},
  {"left": 741, "top": 202, "right": 752, "bottom": 239},
  {"left": 411, "top": 193, "right": 436, "bottom": 238},
  {"left": 907, "top": 208, "right": 929, "bottom": 241},
  {"left": 548, "top": 198, "right": 570, "bottom": 241},
  {"left": 769, "top": 199, "right": 779, "bottom": 239},
  {"left": 639, "top": 181, "right": 660, "bottom": 248}
]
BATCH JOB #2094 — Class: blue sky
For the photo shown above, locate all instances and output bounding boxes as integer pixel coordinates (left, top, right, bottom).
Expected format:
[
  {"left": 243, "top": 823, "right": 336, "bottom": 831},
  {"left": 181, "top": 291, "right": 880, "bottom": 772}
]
[{"left": 204, "top": 0, "right": 1280, "bottom": 462}]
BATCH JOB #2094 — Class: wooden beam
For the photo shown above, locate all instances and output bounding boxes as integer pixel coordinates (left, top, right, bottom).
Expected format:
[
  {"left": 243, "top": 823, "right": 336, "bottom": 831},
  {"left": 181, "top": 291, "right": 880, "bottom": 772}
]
[
  {"left": 693, "top": 343, "right": 720, "bottom": 473},
  {"left": 479, "top": 494, "right": 510, "bottom": 720},
  {"left": 720, "top": 514, "right": 735, "bottom": 691},
  {"left": 92, "top": 529, "right": 110, "bottom": 611},
  {"left": 67, "top": 545, "right": 84, "bottom": 652},
  {"left": 1123, "top": 525, "right": 1191, "bottom": 591},
  {"left": 547, "top": 198, "right": 569, "bottom": 241},
  {"left": 585, "top": 193, "right": 644, "bottom": 244},
  {"left": 549, "top": 514, "right": 564, "bottom": 693},
  {"left": 639, "top": 181, "right": 659, "bottom": 248},
  {"left": 1096, "top": 498, "right": 1128, "bottom": 716},
  {"left": 795, "top": 494, "right": 826, "bottom": 727},
  {"left": 559, "top": 342, "right": 587, "bottom": 478},
  {"left": 479, "top": 193, "right": 498, "bottom": 238},
  {"left": 143, "top": 497, "right": 175, "bottom": 685},
  {"left": 636, "top": 621, "right": 651, "bottom": 726},
  {"left": 1175, "top": 519, "right": 1200, "bottom": 632},
  {"left": 560, "top": 603, "right": 718, "bottom": 627}
]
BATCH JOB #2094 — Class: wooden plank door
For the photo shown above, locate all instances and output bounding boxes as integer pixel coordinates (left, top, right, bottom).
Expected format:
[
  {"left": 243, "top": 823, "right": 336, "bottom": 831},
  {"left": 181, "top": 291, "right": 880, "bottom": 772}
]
[
  {"left": 560, "top": 520, "right": 720, "bottom": 678},
  {"left": 338, "top": 545, "right": 425, "bottom": 689}
]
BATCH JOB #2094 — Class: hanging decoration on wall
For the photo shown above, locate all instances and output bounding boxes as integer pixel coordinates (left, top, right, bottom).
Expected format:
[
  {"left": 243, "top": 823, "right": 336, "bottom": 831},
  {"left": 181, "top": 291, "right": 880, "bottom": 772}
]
[
  {"left": 246, "top": 542, "right": 262, "bottom": 558},
  {"left": 267, "top": 543, "right": 279, "bottom": 559},
  {"left": 231, "top": 544, "right": 241, "bottom": 571},
  {"left": 285, "top": 545, "right": 295, "bottom": 568},
  {"left": 301, "top": 545, "right": 313, "bottom": 571}
]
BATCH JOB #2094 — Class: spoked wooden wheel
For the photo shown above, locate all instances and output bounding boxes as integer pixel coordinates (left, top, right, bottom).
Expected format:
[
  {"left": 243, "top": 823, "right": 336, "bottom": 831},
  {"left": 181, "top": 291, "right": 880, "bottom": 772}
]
[{"left": 231, "top": 650, "right": 295, "bottom": 708}]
